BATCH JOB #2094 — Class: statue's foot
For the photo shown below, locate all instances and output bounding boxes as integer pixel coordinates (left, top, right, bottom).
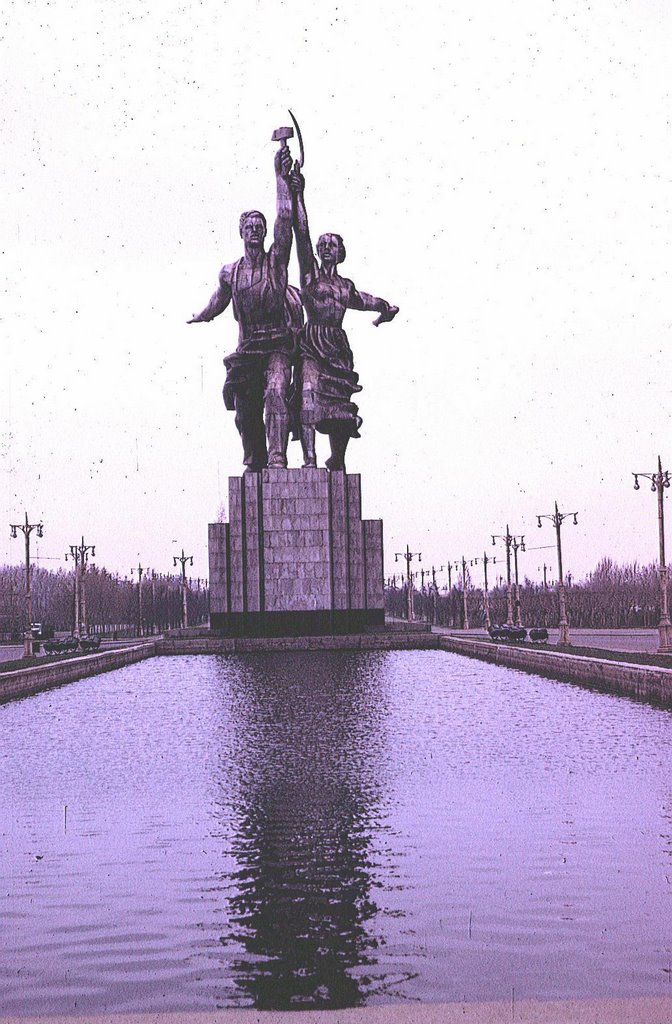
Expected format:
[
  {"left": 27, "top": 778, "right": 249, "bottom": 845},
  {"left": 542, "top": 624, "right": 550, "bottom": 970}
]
[
  {"left": 303, "top": 457, "right": 317, "bottom": 469},
  {"left": 267, "top": 456, "right": 287, "bottom": 469},
  {"left": 325, "top": 456, "right": 345, "bottom": 472}
]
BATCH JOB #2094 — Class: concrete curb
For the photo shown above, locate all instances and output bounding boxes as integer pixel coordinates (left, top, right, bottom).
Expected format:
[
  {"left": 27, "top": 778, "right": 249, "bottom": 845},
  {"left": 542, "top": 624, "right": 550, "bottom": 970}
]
[
  {"left": 3, "top": 995, "right": 672, "bottom": 1023},
  {"left": 439, "top": 634, "right": 672, "bottom": 706},
  {"left": 0, "top": 642, "right": 157, "bottom": 703}
]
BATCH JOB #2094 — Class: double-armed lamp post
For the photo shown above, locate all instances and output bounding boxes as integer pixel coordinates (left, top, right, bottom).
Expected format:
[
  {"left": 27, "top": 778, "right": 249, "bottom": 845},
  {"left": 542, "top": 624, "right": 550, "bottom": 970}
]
[
  {"left": 66, "top": 536, "right": 96, "bottom": 637},
  {"left": 492, "top": 526, "right": 524, "bottom": 627},
  {"left": 471, "top": 552, "right": 496, "bottom": 629},
  {"left": 452, "top": 556, "right": 470, "bottom": 630},
  {"left": 510, "top": 535, "right": 526, "bottom": 627},
  {"left": 9, "top": 513, "right": 44, "bottom": 658},
  {"left": 537, "top": 502, "right": 578, "bottom": 646},
  {"left": 395, "top": 545, "right": 421, "bottom": 621},
  {"left": 633, "top": 457, "right": 672, "bottom": 653},
  {"left": 173, "top": 549, "right": 194, "bottom": 629}
]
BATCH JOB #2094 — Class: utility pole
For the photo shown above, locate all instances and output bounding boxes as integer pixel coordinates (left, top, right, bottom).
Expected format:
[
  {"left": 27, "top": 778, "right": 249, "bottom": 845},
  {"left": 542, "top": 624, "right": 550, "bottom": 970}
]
[
  {"left": 131, "top": 562, "right": 146, "bottom": 637},
  {"left": 492, "top": 526, "right": 523, "bottom": 628},
  {"left": 472, "top": 552, "right": 496, "bottom": 629},
  {"left": 173, "top": 549, "right": 194, "bottom": 629},
  {"left": 66, "top": 536, "right": 95, "bottom": 637},
  {"left": 10, "top": 513, "right": 44, "bottom": 658},
  {"left": 537, "top": 502, "right": 578, "bottom": 646},
  {"left": 395, "top": 545, "right": 421, "bottom": 621},
  {"left": 511, "top": 535, "right": 526, "bottom": 627},
  {"left": 633, "top": 457, "right": 672, "bottom": 653}
]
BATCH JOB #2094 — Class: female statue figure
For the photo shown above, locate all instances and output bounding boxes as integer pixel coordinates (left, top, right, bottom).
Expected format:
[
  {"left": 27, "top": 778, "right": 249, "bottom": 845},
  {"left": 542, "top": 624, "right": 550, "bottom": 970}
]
[{"left": 289, "top": 166, "right": 399, "bottom": 470}]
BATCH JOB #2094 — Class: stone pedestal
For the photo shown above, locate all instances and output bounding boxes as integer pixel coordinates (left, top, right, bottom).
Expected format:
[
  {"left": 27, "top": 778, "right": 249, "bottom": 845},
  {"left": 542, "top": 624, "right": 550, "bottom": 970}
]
[{"left": 208, "top": 469, "right": 384, "bottom": 636}]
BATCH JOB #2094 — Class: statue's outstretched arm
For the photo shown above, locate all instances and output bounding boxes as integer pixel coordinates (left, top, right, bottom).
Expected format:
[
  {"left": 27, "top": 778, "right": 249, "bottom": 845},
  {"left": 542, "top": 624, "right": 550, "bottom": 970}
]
[
  {"left": 271, "top": 147, "right": 293, "bottom": 269},
  {"left": 187, "top": 267, "right": 232, "bottom": 323},
  {"left": 288, "top": 166, "right": 316, "bottom": 282},
  {"left": 347, "top": 283, "right": 399, "bottom": 326}
]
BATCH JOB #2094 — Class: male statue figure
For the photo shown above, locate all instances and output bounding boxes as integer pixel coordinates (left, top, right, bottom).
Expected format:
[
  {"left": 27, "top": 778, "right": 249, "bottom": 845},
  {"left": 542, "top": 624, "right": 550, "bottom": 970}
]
[{"left": 188, "top": 144, "right": 295, "bottom": 471}]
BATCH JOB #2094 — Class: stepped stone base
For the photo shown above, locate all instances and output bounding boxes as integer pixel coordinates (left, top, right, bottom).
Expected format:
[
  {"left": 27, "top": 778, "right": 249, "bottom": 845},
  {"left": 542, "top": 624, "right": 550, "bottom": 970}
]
[{"left": 208, "top": 469, "right": 384, "bottom": 637}]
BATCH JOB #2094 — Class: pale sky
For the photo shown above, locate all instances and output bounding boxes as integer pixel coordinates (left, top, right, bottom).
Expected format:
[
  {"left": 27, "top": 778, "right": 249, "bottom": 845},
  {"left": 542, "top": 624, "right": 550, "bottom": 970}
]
[{"left": 2, "top": 0, "right": 672, "bottom": 587}]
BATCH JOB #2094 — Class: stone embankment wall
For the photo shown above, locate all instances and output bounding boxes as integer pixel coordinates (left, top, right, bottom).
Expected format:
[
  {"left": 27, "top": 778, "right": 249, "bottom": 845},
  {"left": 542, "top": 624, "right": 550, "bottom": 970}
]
[
  {"left": 440, "top": 635, "right": 672, "bottom": 706},
  {"left": 157, "top": 633, "right": 440, "bottom": 655},
  {"left": 0, "top": 642, "right": 157, "bottom": 704}
]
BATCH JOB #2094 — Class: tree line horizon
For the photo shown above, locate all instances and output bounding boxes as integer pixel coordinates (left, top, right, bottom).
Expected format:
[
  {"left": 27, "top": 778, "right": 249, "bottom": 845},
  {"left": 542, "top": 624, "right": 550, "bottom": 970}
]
[
  {"left": 384, "top": 557, "right": 671, "bottom": 630},
  {"left": 0, "top": 556, "right": 670, "bottom": 636},
  {"left": 0, "top": 563, "right": 209, "bottom": 639}
]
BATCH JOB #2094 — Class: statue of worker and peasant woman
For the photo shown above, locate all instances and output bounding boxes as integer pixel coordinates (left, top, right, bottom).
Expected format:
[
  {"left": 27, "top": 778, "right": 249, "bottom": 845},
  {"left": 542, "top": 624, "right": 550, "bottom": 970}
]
[{"left": 188, "top": 116, "right": 398, "bottom": 473}]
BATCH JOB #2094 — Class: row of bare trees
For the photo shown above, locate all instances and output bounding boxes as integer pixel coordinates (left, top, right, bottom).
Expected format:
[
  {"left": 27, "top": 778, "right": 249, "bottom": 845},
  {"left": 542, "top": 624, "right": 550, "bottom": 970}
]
[
  {"left": 0, "top": 564, "right": 209, "bottom": 640},
  {"left": 386, "top": 557, "right": 667, "bottom": 629}
]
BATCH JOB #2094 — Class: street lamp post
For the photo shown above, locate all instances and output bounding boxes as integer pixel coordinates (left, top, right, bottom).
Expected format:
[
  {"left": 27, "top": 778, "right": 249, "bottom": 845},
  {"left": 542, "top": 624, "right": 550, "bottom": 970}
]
[
  {"left": 492, "top": 526, "right": 524, "bottom": 627},
  {"left": 66, "top": 547, "right": 80, "bottom": 637},
  {"left": 633, "top": 457, "right": 672, "bottom": 653},
  {"left": 454, "top": 556, "right": 470, "bottom": 629},
  {"left": 9, "top": 513, "right": 44, "bottom": 658},
  {"left": 173, "top": 549, "right": 194, "bottom": 629},
  {"left": 395, "top": 545, "right": 421, "bottom": 621},
  {"left": 131, "top": 563, "right": 145, "bottom": 637},
  {"left": 66, "top": 537, "right": 95, "bottom": 637},
  {"left": 511, "top": 535, "right": 526, "bottom": 627},
  {"left": 429, "top": 565, "right": 444, "bottom": 626},
  {"left": 445, "top": 561, "right": 455, "bottom": 627},
  {"left": 149, "top": 570, "right": 158, "bottom": 635},
  {"left": 537, "top": 502, "right": 578, "bottom": 646},
  {"left": 472, "top": 552, "right": 496, "bottom": 629},
  {"left": 419, "top": 568, "right": 431, "bottom": 621}
]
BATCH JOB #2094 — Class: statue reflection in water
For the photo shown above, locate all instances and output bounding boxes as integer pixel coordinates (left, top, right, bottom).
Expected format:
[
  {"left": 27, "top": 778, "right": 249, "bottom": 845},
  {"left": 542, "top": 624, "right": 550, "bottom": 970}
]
[{"left": 212, "top": 652, "right": 394, "bottom": 1010}]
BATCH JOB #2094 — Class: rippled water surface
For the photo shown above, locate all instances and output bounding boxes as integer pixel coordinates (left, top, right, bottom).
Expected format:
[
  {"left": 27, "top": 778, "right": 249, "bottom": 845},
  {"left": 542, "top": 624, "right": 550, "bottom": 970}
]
[{"left": 2, "top": 651, "right": 671, "bottom": 1013}]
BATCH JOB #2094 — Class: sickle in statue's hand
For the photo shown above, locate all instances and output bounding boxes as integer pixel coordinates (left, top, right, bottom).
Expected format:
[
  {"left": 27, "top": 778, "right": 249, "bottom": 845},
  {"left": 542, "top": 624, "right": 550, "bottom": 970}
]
[{"left": 288, "top": 110, "right": 304, "bottom": 169}]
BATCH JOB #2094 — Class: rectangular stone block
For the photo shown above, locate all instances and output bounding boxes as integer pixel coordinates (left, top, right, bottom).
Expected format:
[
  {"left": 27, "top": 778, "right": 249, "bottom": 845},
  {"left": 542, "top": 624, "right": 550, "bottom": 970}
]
[
  {"left": 209, "top": 516, "right": 230, "bottom": 619},
  {"left": 347, "top": 521, "right": 365, "bottom": 609},
  {"left": 346, "top": 474, "right": 362, "bottom": 519},
  {"left": 364, "top": 519, "right": 384, "bottom": 609}
]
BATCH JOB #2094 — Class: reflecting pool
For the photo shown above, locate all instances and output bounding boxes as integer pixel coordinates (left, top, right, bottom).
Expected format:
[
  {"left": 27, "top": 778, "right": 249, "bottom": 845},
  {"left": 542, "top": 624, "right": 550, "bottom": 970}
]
[{"left": 1, "top": 651, "right": 671, "bottom": 1013}]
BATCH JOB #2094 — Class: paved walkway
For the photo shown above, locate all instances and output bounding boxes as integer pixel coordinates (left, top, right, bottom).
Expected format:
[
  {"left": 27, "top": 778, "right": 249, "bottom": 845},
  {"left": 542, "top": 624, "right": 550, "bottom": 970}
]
[
  {"left": 4, "top": 996, "right": 672, "bottom": 1023},
  {"left": 0, "top": 645, "right": 23, "bottom": 663},
  {"left": 431, "top": 626, "right": 661, "bottom": 654}
]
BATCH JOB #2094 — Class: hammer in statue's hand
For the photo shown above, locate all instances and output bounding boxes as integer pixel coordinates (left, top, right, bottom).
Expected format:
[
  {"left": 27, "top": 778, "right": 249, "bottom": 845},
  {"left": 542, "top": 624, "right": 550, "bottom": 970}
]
[{"left": 272, "top": 125, "right": 294, "bottom": 178}]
